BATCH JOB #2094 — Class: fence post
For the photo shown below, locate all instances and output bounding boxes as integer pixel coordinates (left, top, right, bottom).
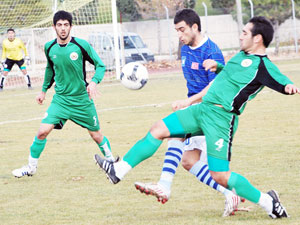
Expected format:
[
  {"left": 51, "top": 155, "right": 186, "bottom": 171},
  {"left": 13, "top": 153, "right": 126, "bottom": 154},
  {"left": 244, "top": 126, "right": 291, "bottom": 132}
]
[
  {"left": 291, "top": 0, "right": 298, "bottom": 53},
  {"left": 202, "top": 2, "right": 208, "bottom": 35},
  {"left": 248, "top": 0, "right": 254, "bottom": 18},
  {"left": 236, "top": 0, "right": 243, "bottom": 36},
  {"left": 163, "top": 5, "right": 172, "bottom": 60},
  {"left": 111, "top": 0, "right": 121, "bottom": 78}
]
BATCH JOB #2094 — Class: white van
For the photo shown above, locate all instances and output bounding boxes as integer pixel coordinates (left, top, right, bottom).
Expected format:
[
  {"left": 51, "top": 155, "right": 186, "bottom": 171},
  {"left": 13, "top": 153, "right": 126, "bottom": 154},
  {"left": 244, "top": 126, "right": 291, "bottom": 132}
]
[{"left": 88, "top": 32, "right": 154, "bottom": 70}]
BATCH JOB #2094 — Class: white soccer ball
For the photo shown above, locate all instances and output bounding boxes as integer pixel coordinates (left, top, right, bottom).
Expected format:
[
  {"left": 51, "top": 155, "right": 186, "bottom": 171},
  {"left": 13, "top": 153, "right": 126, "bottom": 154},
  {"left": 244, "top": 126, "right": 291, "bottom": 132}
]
[{"left": 120, "top": 62, "right": 148, "bottom": 90}]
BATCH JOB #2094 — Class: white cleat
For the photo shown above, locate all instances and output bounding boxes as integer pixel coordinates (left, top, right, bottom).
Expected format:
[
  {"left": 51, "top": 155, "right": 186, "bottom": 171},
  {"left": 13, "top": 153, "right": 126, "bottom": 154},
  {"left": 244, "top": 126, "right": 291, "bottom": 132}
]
[
  {"left": 223, "top": 194, "right": 245, "bottom": 217},
  {"left": 12, "top": 165, "right": 37, "bottom": 178},
  {"left": 134, "top": 182, "right": 171, "bottom": 204}
]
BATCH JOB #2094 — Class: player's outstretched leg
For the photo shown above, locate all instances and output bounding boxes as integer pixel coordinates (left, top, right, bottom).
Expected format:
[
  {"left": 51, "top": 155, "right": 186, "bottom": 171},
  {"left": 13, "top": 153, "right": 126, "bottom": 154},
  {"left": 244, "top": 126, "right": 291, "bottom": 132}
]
[
  {"left": 95, "top": 131, "right": 163, "bottom": 184},
  {"left": 226, "top": 171, "right": 288, "bottom": 219}
]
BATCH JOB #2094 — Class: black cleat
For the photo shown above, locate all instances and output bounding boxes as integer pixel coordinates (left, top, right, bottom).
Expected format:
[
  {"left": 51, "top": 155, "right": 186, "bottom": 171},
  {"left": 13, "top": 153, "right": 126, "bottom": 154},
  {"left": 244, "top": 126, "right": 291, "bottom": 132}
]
[
  {"left": 94, "top": 154, "right": 120, "bottom": 184},
  {"left": 267, "top": 190, "right": 289, "bottom": 219}
]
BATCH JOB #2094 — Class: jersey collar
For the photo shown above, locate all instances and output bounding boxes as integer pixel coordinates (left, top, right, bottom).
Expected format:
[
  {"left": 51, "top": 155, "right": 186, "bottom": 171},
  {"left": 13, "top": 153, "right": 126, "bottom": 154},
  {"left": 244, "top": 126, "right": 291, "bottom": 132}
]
[{"left": 189, "top": 35, "right": 208, "bottom": 50}]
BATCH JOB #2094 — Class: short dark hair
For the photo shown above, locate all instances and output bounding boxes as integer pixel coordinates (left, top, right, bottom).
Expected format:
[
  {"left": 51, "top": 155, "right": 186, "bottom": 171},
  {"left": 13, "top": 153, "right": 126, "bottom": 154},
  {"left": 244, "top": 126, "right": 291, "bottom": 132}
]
[
  {"left": 249, "top": 16, "right": 274, "bottom": 48},
  {"left": 7, "top": 28, "right": 15, "bottom": 33},
  {"left": 174, "top": 8, "right": 201, "bottom": 32},
  {"left": 53, "top": 10, "right": 73, "bottom": 26}
]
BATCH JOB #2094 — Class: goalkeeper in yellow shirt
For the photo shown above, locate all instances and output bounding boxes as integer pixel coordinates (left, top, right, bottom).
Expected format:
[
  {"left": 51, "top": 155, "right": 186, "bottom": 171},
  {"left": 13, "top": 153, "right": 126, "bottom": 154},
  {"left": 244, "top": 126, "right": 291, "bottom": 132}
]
[{"left": 1, "top": 28, "right": 32, "bottom": 90}]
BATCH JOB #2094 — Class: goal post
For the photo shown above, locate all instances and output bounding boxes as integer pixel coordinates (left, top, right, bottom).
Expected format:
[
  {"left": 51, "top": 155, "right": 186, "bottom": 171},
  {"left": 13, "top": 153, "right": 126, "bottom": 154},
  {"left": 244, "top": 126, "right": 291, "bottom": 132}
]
[{"left": 0, "top": 0, "right": 120, "bottom": 89}]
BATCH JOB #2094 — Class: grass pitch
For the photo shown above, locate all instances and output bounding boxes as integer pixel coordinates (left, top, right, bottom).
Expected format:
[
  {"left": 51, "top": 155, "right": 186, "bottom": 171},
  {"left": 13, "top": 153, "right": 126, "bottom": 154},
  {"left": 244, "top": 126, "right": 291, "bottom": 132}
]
[{"left": 1, "top": 59, "right": 300, "bottom": 225}]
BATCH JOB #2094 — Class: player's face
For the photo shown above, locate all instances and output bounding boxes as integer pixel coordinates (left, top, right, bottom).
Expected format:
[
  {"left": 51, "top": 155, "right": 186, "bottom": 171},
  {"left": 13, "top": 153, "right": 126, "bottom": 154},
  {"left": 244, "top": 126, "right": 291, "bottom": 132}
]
[
  {"left": 7, "top": 31, "right": 15, "bottom": 41},
  {"left": 175, "top": 21, "right": 197, "bottom": 47},
  {"left": 239, "top": 23, "right": 255, "bottom": 52},
  {"left": 54, "top": 20, "right": 72, "bottom": 42}
]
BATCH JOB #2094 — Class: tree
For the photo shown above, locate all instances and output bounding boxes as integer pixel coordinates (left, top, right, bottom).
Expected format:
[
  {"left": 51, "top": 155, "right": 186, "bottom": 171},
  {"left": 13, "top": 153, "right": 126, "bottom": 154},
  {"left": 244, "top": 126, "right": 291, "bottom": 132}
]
[
  {"left": 245, "top": 0, "right": 300, "bottom": 54},
  {"left": 117, "top": 0, "right": 141, "bottom": 22},
  {"left": 211, "top": 0, "right": 235, "bottom": 14},
  {"left": 211, "top": 0, "right": 300, "bottom": 54}
]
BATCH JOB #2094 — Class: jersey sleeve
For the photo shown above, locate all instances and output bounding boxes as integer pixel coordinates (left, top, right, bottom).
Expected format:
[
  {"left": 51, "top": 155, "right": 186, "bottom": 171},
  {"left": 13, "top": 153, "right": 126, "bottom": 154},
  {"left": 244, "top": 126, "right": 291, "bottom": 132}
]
[
  {"left": 258, "top": 58, "right": 293, "bottom": 94},
  {"left": 79, "top": 39, "right": 106, "bottom": 84},
  {"left": 42, "top": 43, "right": 55, "bottom": 92},
  {"left": 20, "top": 39, "right": 28, "bottom": 57},
  {"left": 207, "top": 51, "right": 224, "bottom": 81},
  {"left": 215, "top": 62, "right": 225, "bottom": 74}
]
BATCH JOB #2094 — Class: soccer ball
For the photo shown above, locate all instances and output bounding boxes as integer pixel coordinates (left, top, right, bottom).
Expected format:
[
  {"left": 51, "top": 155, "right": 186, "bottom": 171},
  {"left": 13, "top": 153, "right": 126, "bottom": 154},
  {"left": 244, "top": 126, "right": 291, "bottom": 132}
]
[{"left": 120, "top": 62, "right": 148, "bottom": 90}]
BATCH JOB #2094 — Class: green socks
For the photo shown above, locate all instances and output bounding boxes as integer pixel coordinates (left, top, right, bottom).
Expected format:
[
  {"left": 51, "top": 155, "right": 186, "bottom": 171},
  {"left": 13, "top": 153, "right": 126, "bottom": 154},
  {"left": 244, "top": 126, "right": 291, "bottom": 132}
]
[
  {"left": 97, "top": 136, "right": 113, "bottom": 158},
  {"left": 123, "top": 132, "right": 163, "bottom": 168},
  {"left": 30, "top": 136, "right": 47, "bottom": 159},
  {"left": 227, "top": 172, "right": 261, "bottom": 203}
]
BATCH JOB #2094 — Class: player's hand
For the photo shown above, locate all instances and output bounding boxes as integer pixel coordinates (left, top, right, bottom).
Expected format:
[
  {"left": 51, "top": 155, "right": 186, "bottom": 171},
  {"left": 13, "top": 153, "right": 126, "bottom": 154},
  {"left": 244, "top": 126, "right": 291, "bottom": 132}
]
[
  {"left": 25, "top": 56, "right": 31, "bottom": 66},
  {"left": 87, "top": 81, "right": 98, "bottom": 100},
  {"left": 36, "top": 92, "right": 46, "bottom": 105},
  {"left": 285, "top": 84, "right": 300, "bottom": 95},
  {"left": 203, "top": 59, "right": 218, "bottom": 72},
  {"left": 172, "top": 99, "right": 191, "bottom": 111}
]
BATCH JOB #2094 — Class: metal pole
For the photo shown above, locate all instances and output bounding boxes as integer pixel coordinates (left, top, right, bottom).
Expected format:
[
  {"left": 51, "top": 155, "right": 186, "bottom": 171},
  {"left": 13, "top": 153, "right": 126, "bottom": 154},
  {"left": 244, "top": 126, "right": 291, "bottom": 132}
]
[
  {"left": 111, "top": 0, "right": 121, "bottom": 79},
  {"left": 236, "top": 0, "right": 243, "bottom": 36},
  {"left": 291, "top": 0, "right": 298, "bottom": 53},
  {"left": 248, "top": 0, "right": 254, "bottom": 18},
  {"left": 163, "top": 4, "right": 172, "bottom": 60},
  {"left": 202, "top": 2, "right": 208, "bottom": 35},
  {"left": 53, "top": 0, "right": 57, "bottom": 13}
]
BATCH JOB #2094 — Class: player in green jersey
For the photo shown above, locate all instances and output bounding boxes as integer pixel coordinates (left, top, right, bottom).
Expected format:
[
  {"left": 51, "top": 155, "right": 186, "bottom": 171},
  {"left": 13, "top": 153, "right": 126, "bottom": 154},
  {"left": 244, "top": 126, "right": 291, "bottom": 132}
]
[
  {"left": 12, "top": 10, "right": 116, "bottom": 178},
  {"left": 95, "top": 16, "right": 300, "bottom": 219}
]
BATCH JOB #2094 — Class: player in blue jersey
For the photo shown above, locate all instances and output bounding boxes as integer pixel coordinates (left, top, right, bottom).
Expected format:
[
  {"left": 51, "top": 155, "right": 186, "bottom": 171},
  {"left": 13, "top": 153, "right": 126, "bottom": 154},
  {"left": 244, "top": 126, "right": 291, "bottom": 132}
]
[
  {"left": 95, "top": 16, "right": 299, "bottom": 219},
  {"left": 134, "top": 9, "right": 243, "bottom": 217}
]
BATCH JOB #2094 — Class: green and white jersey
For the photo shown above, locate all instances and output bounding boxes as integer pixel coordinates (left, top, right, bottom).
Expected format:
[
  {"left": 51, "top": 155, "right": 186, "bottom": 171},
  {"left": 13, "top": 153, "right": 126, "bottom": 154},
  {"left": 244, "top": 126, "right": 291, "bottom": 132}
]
[
  {"left": 42, "top": 37, "right": 105, "bottom": 97},
  {"left": 203, "top": 51, "right": 293, "bottom": 115}
]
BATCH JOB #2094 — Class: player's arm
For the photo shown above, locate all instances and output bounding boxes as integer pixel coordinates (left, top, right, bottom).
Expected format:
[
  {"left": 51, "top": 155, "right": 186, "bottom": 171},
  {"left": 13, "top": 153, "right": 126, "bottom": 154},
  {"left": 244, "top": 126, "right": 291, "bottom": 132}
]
[
  {"left": 20, "top": 39, "right": 29, "bottom": 57},
  {"left": 207, "top": 50, "right": 225, "bottom": 82},
  {"left": 259, "top": 59, "right": 300, "bottom": 95},
  {"left": 172, "top": 80, "right": 213, "bottom": 111},
  {"left": 203, "top": 59, "right": 224, "bottom": 74},
  {"left": 39, "top": 44, "right": 55, "bottom": 104},
  {"left": 20, "top": 39, "right": 30, "bottom": 64},
  {"left": 84, "top": 41, "right": 106, "bottom": 99}
]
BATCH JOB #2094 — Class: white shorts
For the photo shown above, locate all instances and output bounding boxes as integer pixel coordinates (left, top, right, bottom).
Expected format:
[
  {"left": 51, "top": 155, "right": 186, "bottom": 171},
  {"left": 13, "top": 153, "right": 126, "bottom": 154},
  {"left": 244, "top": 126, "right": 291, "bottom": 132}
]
[{"left": 183, "top": 136, "right": 207, "bottom": 163}]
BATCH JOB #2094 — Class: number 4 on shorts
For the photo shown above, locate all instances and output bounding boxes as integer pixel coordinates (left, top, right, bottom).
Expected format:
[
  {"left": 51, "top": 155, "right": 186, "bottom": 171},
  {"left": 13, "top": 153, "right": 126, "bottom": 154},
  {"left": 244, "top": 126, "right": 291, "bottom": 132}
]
[{"left": 215, "top": 138, "right": 224, "bottom": 151}]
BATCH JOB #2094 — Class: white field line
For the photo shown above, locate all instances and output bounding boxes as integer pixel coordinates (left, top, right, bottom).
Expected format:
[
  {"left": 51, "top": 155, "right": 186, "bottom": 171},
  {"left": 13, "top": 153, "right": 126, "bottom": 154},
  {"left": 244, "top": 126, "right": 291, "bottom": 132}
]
[
  {"left": 0, "top": 88, "right": 274, "bottom": 126},
  {"left": 0, "top": 83, "right": 121, "bottom": 99},
  {"left": 0, "top": 102, "right": 171, "bottom": 126}
]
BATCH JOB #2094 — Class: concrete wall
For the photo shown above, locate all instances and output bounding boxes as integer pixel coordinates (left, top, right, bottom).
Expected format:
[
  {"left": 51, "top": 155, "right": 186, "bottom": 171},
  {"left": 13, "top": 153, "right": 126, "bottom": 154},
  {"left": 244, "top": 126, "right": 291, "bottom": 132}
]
[{"left": 120, "top": 15, "right": 240, "bottom": 55}]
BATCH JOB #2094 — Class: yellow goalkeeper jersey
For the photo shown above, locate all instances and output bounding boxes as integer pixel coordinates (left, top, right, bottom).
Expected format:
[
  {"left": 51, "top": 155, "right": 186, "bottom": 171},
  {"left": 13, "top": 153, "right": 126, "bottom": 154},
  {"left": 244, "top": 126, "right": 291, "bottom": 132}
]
[{"left": 2, "top": 38, "right": 28, "bottom": 61}]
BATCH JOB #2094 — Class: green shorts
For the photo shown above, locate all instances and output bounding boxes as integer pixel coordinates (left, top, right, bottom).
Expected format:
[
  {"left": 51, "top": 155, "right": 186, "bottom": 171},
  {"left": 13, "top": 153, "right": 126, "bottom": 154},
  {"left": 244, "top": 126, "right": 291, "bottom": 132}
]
[
  {"left": 42, "top": 94, "right": 100, "bottom": 131},
  {"left": 162, "top": 102, "right": 239, "bottom": 171}
]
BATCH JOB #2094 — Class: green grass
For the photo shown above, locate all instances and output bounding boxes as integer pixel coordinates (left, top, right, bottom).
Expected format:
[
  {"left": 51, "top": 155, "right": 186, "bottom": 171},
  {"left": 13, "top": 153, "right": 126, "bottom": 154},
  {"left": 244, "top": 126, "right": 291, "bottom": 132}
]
[{"left": 1, "top": 59, "right": 300, "bottom": 224}]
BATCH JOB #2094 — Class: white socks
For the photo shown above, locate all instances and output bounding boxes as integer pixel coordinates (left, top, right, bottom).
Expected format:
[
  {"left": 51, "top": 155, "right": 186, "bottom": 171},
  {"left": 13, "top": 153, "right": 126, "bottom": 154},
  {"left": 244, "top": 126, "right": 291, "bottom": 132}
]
[
  {"left": 28, "top": 155, "right": 38, "bottom": 168},
  {"left": 258, "top": 192, "right": 273, "bottom": 214},
  {"left": 114, "top": 160, "right": 132, "bottom": 180}
]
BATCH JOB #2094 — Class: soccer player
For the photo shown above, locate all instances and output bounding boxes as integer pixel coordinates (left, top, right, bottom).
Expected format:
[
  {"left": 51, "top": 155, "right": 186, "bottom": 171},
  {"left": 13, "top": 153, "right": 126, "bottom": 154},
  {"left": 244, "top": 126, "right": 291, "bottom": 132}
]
[
  {"left": 1, "top": 28, "right": 32, "bottom": 90},
  {"left": 12, "top": 10, "right": 116, "bottom": 178},
  {"left": 133, "top": 9, "right": 242, "bottom": 217},
  {"left": 95, "top": 16, "right": 299, "bottom": 219}
]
